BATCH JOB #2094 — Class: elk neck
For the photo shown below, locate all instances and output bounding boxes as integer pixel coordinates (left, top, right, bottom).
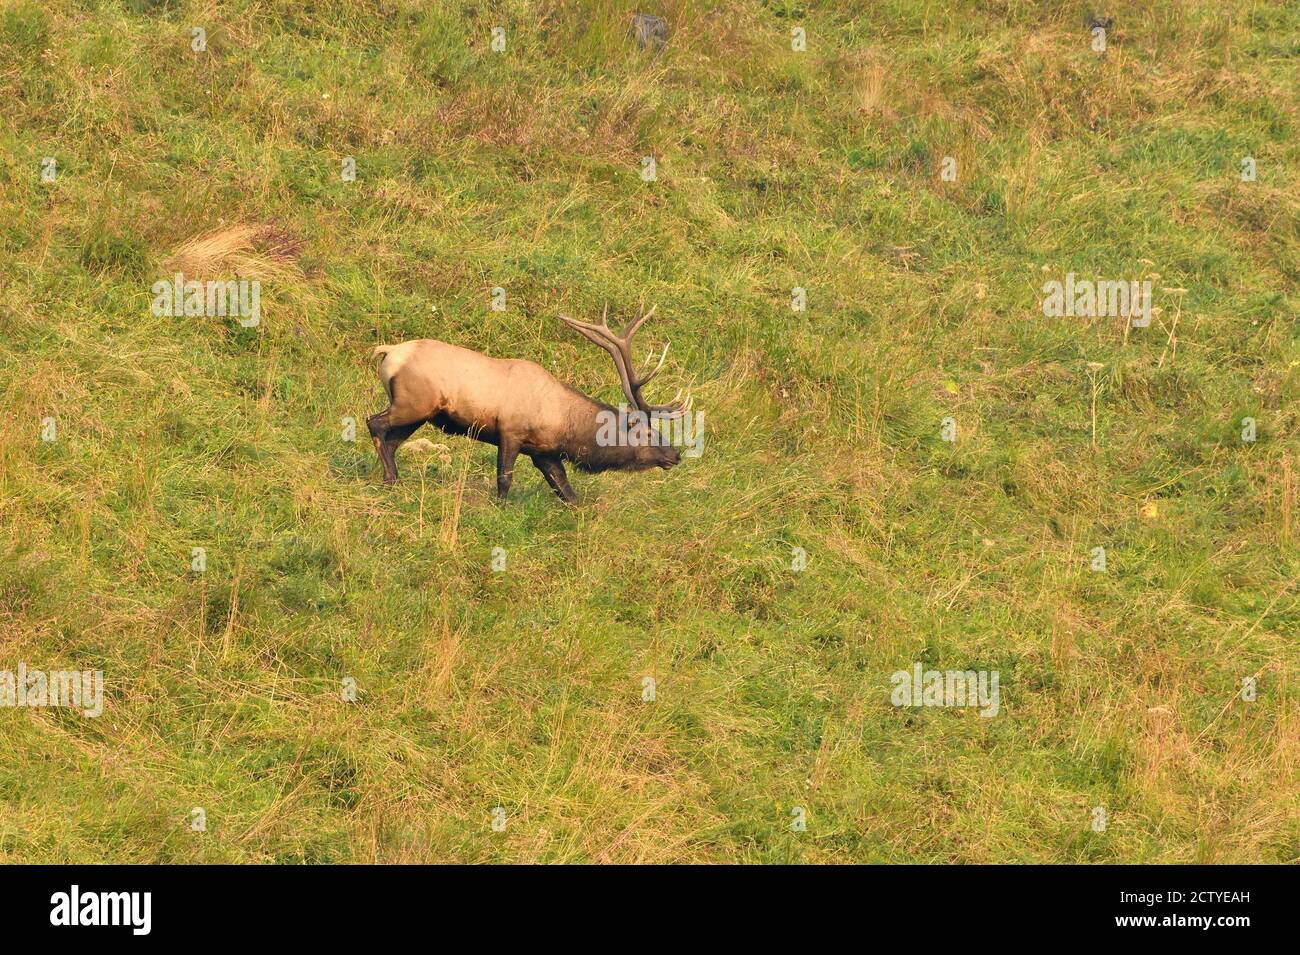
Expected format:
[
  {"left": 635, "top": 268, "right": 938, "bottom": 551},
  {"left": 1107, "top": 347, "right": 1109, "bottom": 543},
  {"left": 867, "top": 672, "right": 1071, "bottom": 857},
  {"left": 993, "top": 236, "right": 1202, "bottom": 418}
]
[{"left": 561, "top": 397, "right": 640, "bottom": 473}]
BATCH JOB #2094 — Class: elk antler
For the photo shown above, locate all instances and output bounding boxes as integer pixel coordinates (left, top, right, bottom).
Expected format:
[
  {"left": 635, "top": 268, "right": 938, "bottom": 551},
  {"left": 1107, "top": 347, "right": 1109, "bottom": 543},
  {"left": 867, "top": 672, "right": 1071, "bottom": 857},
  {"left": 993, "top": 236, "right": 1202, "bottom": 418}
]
[{"left": 558, "top": 304, "right": 692, "bottom": 418}]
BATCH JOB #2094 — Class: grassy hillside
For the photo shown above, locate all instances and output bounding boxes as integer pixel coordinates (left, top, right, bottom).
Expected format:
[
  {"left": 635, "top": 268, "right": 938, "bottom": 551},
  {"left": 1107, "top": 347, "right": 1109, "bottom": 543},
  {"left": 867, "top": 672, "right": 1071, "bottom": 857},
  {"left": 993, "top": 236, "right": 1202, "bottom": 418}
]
[{"left": 0, "top": 0, "right": 1296, "bottom": 863}]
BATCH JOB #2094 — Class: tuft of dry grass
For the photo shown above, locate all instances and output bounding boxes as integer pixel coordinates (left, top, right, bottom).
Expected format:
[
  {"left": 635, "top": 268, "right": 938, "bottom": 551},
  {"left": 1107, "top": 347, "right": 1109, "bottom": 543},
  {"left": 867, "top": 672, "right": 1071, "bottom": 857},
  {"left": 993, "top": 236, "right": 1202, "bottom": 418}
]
[{"left": 165, "top": 223, "right": 304, "bottom": 281}]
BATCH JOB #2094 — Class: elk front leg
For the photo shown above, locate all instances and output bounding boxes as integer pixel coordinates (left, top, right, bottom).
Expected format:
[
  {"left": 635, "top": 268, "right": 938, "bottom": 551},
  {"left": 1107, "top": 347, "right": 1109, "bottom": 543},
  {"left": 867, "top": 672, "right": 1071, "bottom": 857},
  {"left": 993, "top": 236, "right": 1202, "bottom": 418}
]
[
  {"left": 532, "top": 454, "right": 578, "bottom": 504},
  {"left": 496, "top": 437, "right": 521, "bottom": 500}
]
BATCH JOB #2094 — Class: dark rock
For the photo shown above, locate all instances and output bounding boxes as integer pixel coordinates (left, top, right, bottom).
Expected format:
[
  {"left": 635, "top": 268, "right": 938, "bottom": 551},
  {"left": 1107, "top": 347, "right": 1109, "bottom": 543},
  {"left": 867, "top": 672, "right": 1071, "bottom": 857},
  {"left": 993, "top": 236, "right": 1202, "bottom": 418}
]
[{"left": 631, "top": 12, "right": 668, "bottom": 52}]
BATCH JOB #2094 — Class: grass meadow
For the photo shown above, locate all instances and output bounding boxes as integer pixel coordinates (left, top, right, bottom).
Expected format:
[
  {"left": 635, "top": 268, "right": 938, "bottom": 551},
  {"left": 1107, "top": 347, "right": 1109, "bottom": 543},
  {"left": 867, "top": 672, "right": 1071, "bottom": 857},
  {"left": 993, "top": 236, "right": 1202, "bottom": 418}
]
[{"left": 0, "top": 0, "right": 1297, "bottom": 863}]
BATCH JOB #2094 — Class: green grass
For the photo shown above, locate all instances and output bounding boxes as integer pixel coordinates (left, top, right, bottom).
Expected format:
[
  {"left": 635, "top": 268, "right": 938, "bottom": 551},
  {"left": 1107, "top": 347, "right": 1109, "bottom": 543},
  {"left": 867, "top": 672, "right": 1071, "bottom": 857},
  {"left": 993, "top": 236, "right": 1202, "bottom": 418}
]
[{"left": 0, "top": 0, "right": 1297, "bottom": 863}]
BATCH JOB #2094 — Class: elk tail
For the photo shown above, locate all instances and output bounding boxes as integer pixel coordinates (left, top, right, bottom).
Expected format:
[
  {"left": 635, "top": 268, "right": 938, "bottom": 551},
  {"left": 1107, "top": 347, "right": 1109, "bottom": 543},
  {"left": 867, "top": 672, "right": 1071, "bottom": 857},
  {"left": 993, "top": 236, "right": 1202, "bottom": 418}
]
[{"left": 371, "top": 344, "right": 398, "bottom": 400}]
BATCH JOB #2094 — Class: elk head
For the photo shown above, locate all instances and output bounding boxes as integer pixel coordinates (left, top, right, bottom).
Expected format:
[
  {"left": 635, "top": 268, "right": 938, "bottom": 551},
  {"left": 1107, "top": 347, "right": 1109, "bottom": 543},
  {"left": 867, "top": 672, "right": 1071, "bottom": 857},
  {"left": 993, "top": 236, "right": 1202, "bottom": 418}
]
[{"left": 558, "top": 305, "right": 691, "bottom": 472}]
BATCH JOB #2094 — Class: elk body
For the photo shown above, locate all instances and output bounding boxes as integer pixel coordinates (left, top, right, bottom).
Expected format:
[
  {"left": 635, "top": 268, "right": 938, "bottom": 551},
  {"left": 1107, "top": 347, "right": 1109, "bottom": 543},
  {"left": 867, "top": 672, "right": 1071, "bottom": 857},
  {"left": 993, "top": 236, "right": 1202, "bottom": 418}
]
[{"left": 366, "top": 307, "right": 689, "bottom": 503}]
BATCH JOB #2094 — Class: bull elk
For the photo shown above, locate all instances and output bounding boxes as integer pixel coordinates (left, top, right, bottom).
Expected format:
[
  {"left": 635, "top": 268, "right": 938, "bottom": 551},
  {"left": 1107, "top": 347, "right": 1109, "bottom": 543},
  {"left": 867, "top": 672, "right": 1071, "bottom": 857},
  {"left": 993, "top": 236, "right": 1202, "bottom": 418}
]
[{"left": 366, "top": 306, "right": 690, "bottom": 503}]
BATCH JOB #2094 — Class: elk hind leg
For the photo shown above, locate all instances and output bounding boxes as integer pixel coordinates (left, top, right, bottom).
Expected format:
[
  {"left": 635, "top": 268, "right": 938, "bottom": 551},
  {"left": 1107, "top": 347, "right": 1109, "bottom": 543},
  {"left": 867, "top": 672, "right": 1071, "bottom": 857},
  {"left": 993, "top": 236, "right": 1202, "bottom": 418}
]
[
  {"left": 366, "top": 409, "right": 392, "bottom": 460},
  {"left": 370, "top": 416, "right": 422, "bottom": 485}
]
